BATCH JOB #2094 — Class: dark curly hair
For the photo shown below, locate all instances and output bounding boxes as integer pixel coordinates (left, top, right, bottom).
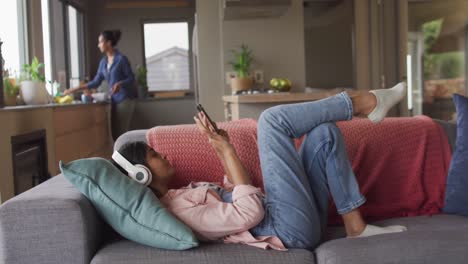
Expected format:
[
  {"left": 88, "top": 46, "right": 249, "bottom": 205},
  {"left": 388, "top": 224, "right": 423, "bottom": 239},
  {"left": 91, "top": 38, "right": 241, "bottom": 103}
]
[{"left": 100, "top": 29, "right": 122, "bottom": 47}]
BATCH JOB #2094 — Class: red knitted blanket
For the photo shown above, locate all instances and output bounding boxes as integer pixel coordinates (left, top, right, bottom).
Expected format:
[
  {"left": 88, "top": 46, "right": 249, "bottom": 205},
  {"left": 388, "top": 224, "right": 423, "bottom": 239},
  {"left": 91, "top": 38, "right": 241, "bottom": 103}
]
[
  {"left": 146, "top": 119, "right": 263, "bottom": 189},
  {"left": 146, "top": 116, "right": 451, "bottom": 225},
  {"left": 332, "top": 116, "right": 451, "bottom": 224}
]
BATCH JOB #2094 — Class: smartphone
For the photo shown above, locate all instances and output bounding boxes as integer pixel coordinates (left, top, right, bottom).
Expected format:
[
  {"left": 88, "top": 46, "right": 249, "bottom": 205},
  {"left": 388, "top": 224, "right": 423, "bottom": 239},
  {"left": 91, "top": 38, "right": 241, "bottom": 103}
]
[{"left": 196, "top": 104, "right": 219, "bottom": 134}]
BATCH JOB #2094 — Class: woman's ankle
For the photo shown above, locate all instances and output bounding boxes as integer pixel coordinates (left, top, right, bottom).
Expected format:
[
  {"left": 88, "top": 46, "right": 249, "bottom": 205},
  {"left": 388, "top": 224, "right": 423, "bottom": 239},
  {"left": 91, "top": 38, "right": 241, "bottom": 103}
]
[
  {"left": 342, "top": 209, "right": 367, "bottom": 236},
  {"left": 345, "top": 223, "right": 366, "bottom": 237},
  {"left": 351, "top": 93, "right": 377, "bottom": 116}
]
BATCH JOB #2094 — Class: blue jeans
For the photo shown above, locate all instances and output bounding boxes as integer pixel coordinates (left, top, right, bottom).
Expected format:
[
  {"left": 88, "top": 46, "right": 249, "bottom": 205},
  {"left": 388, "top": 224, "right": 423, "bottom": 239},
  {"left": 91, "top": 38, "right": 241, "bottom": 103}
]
[{"left": 244, "top": 92, "right": 366, "bottom": 250}]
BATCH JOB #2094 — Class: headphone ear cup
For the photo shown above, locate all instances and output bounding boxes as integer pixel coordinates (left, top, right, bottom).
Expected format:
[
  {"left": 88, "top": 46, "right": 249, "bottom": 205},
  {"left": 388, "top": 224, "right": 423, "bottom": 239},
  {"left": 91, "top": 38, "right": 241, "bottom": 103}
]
[{"left": 135, "top": 164, "right": 152, "bottom": 186}]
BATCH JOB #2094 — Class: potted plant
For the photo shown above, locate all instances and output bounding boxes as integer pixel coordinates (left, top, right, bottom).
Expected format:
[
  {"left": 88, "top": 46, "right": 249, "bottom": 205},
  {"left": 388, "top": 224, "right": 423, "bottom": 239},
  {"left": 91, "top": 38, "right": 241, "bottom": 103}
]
[
  {"left": 3, "top": 70, "right": 20, "bottom": 106},
  {"left": 229, "top": 44, "right": 254, "bottom": 93},
  {"left": 135, "top": 65, "right": 148, "bottom": 99},
  {"left": 20, "top": 57, "right": 49, "bottom": 105}
]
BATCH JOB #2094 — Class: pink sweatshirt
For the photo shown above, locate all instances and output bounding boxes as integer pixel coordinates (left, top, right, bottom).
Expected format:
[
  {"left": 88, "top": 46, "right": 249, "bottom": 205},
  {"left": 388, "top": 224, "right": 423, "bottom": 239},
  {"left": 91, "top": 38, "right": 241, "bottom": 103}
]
[{"left": 160, "top": 177, "right": 287, "bottom": 251}]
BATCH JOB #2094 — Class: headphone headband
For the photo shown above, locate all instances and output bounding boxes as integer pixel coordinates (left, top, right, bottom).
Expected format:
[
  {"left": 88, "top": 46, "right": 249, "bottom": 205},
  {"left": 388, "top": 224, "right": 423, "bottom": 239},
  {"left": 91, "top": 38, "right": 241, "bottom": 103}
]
[{"left": 112, "top": 151, "right": 152, "bottom": 186}]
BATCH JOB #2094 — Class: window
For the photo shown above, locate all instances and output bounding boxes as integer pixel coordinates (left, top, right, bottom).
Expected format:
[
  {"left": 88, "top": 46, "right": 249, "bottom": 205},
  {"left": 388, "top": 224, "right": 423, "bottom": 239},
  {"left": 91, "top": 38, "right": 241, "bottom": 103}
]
[
  {"left": 41, "top": 0, "right": 53, "bottom": 94},
  {"left": 143, "top": 22, "right": 190, "bottom": 92},
  {"left": 66, "top": 5, "right": 84, "bottom": 88},
  {"left": 0, "top": 0, "right": 28, "bottom": 77},
  {"left": 407, "top": 0, "right": 468, "bottom": 120}
]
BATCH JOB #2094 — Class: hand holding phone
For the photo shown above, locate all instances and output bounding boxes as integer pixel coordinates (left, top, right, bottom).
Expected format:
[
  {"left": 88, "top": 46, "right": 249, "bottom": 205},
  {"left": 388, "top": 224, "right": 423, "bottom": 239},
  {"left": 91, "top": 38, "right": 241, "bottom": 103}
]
[
  {"left": 196, "top": 104, "right": 219, "bottom": 134},
  {"left": 194, "top": 104, "right": 233, "bottom": 156}
]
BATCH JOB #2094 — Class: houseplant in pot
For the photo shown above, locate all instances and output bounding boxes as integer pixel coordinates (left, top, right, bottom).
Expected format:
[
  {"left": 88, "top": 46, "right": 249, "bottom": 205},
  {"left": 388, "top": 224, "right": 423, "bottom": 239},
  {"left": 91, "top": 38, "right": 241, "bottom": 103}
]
[
  {"left": 3, "top": 70, "right": 20, "bottom": 106},
  {"left": 135, "top": 65, "right": 148, "bottom": 99},
  {"left": 229, "top": 44, "right": 254, "bottom": 93},
  {"left": 20, "top": 57, "right": 49, "bottom": 105}
]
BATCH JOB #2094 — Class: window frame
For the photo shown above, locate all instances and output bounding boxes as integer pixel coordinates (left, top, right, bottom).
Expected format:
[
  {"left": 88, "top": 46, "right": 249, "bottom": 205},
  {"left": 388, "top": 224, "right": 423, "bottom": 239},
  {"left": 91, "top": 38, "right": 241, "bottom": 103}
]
[
  {"left": 18, "top": 0, "right": 29, "bottom": 68},
  {"left": 41, "top": 0, "right": 54, "bottom": 94},
  {"left": 62, "top": 1, "right": 85, "bottom": 89},
  {"left": 0, "top": 0, "right": 29, "bottom": 108},
  {"left": 140, "top": 18, "right": 195, "bottom": 97}
]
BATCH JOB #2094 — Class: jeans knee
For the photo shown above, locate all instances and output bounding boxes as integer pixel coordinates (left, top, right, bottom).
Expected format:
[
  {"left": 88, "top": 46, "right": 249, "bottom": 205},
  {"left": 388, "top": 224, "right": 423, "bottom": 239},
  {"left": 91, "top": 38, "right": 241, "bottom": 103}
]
[
  {"left": 258, "top": 109, "right": 272, "bottom": 125},
  {"left": 316, "top": 123, "right": 339, "bottom": 135},
  {"left": 258, "top": 106, "right": 280, "bottom": 128},
  {"left": 305, "top": 123, "right": 340, "bottom": 143},
  {"left": 301, "top": 123, "right": 344, "bottom": 155},
  {"left": 277, "top": 221, "right": 322, "bottom": 250}
]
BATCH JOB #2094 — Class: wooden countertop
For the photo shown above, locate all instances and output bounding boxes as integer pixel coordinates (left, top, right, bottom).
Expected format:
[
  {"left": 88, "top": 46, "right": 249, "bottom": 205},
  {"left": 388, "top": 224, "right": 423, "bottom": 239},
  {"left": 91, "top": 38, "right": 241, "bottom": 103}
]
[
  {"left": 222, "top": 89, "right": 356, "bottom": 104},
  {"left": 0, "top": 101, "right": 109, "bottom": 112}
]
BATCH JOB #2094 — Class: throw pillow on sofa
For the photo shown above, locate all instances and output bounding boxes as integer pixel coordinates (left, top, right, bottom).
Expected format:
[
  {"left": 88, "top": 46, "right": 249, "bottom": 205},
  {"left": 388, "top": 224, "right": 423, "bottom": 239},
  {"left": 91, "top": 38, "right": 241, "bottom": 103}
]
[
  {"left": 59, "top": 157, "right": 198, "bottom": 250},
  {"left": 443, "top": 94, "right": 468, "bottom": 216}
]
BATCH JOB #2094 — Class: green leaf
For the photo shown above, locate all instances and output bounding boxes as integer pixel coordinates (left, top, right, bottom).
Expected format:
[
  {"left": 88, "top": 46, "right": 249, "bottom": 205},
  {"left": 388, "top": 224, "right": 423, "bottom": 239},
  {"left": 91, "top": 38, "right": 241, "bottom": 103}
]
[
  {"left": 22, "top": 56, "right": 46, "bottom": 83},
  {"left": 228, "top": 44, "right": 254, "bottom": 76}
]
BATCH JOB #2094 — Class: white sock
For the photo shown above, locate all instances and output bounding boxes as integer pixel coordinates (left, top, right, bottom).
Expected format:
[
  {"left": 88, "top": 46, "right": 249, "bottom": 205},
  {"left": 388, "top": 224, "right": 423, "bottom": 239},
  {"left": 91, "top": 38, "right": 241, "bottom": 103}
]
[
  {"left": 367, "top": 82, "right": 407, "bottom": 123},
  {"left": 348, "top": 224, "right": 407, "bottom": 238}
]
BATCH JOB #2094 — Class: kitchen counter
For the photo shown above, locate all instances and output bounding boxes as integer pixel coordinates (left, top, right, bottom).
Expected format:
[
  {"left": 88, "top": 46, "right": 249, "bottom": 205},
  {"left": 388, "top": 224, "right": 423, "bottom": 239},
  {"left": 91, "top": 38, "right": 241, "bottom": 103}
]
[
  {"left": 0, "top": 101, "right": 109, "bottom": 112},
  {"left": 222, "top": 89, "right": 355, "bottom": 104},
  {"left": 0, "top": 102, "right": 112, "bottom": 202},
  {"left": 222, "top": 89, "right": 357, "bottom": 121}
]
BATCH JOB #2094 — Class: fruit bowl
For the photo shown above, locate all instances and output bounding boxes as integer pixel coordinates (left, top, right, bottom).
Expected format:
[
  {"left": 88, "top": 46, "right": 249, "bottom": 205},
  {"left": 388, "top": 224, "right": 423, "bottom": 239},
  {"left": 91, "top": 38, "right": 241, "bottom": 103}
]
[{"left": 270, "top": 78, "right": 292, "bottom": 92}]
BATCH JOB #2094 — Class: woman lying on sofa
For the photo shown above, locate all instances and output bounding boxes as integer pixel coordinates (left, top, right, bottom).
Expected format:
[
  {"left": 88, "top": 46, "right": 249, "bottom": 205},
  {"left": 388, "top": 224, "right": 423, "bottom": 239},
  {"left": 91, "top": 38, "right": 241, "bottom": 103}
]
[{"left": 115, "top": 83, "right": 408, "bottom": 250}]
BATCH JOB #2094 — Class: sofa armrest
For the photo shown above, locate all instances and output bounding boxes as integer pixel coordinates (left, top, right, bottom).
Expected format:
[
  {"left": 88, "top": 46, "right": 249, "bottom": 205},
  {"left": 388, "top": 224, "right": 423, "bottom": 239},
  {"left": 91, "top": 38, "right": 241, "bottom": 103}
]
[
  {"left": 433, "top": 119, "right": 457, "bottom": 152},
  {"left": 0, "top": 175, "right": 105, "bottom": 264}
]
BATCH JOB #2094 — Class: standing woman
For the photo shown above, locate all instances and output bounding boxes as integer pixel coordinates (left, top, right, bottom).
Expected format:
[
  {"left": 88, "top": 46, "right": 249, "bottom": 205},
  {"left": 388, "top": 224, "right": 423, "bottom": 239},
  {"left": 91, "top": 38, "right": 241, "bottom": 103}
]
[{"left": 64, "top": 30, "right": 136, "bottom": 141}]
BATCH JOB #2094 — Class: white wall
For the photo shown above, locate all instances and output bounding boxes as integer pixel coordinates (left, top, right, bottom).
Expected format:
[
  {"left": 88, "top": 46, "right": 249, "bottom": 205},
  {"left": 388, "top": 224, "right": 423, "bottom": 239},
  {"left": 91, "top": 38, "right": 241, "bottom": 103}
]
[
  {"left": 195, "top": 0, "right": 225, "bottom": 121},
  {"left": 195, "top": 0, "right": 306, "bottom": 121},
  {"left": 222, "top": 0, "right": 306, "bottom": 93}
]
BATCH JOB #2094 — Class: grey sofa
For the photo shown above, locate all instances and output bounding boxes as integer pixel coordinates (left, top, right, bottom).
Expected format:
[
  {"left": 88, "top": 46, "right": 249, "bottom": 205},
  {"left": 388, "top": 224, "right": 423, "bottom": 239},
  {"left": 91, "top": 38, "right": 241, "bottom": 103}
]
[{"left": 1, "top": 121, "right": 468, "bottom": 264}]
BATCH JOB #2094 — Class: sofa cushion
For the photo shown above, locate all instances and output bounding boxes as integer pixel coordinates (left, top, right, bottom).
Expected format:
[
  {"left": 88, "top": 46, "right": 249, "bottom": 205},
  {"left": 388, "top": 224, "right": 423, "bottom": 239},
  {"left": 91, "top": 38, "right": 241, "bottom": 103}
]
[
  {"left": 0, "top": 174, "right": 106, "bottom": 264},
  {"left": 91, "top": 236, "right": 315, "bottom": 264},
  {"left": 59, "top": 158, "right": 198, "bottom": 250},
  {"left": 443, "top": 94, "right": 468, "bottom": 216},
  {"left": 316, "top": 214, "right": 468, "bottom": 264}
]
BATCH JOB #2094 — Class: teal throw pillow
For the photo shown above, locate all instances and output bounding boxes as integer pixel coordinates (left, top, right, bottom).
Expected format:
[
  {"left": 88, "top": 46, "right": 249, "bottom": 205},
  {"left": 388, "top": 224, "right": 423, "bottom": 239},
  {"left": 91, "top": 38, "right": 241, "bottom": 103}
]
[{"left": 59, "top": 157, "right": 198, "bottom": 250}]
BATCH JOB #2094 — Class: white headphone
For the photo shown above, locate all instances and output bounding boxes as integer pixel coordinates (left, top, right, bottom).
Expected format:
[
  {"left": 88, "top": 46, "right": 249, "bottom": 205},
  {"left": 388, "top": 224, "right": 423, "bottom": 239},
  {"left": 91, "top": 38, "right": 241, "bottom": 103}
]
[{"left": 112, "top": 151, "right": 153, "bottom": 186}]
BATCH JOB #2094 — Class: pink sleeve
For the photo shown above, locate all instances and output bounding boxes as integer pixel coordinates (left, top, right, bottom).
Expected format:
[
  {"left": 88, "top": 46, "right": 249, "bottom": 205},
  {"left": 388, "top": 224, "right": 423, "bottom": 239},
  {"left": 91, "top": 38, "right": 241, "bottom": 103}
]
[{"left": 187, "top": 184, "right": 265, "bottom": 238}]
